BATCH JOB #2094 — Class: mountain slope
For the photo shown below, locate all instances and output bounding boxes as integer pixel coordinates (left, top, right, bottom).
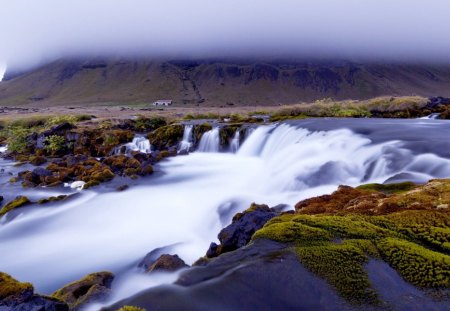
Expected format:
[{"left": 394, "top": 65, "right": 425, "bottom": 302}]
[{"left": 1, "top": 59, "right": 450, "bottom": 106}]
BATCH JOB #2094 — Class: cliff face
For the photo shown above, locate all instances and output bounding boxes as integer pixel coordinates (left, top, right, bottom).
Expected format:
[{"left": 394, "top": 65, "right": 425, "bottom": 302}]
[{"left": 1, "top": 59, "right": 450, "bottom": 106}]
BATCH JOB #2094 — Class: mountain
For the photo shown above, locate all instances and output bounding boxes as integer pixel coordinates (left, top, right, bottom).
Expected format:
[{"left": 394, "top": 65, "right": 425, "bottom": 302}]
[{"left": 1, "top": 59, "right": 450, "bottom": 106}]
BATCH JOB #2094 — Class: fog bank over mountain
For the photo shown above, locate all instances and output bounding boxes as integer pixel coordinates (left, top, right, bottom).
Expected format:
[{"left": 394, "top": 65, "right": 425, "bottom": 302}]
[{"left": 2, "top": 0, "right": 450, "bottom": 72}]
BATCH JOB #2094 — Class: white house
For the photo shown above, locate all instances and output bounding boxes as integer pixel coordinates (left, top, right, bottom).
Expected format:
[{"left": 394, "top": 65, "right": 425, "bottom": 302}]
[{"left": 153, "top": 100, "right": 173, "bottom": 106}]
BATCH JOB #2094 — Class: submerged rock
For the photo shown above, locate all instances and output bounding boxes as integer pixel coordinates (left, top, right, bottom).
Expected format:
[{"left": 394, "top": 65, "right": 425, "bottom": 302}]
[
  {"left": 0, "top": 196, "right": 31, "bottom": 217},
  {"left": 52, "top": 271, "right": 114, "bottom": 310},
  {"left": 206, "top": 203, "right": 280, "bottom": 258}
]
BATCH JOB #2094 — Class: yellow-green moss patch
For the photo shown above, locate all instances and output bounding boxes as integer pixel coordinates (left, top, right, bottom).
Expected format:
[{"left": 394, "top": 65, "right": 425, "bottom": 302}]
[
  {"left": 0, "top": 196, "right": 31, "bottom": 216},
  {"left": 0, "top": 272, "right": 33, "bottom": 300}
]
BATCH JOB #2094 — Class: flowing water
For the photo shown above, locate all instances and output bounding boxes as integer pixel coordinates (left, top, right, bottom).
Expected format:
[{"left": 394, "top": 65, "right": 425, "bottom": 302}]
[
  {"left": 0, "top": 118, "right": 449, "bottom": 308},
  {"left": 230, "top": 130, "right": 240, "bottom": 153},
  {"left": 197, "top": 127, "right": 220, "bottom": 152},
  {"left": 114, "top": 135, "right": 152, "bottom": 154},
  {"left": 178, "top": 124, "right": 194, "bottom": 152}
]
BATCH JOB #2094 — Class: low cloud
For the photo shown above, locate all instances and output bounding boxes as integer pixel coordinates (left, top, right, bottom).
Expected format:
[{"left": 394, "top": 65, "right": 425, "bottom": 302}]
[{"left": 2, "top": 0, "right": 450, "bottom": 72}]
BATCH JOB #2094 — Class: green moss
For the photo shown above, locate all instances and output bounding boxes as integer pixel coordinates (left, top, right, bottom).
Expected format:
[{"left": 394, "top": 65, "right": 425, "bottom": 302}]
[
  {"left": 296, "top": 241, "right": 379, "bottom": 304},
  {"left": 0, "top": 272, "right": 33, "bottom": 300},
  {"left": 253, "top": 214, "right": 331, "bottom": 244},
  {"left": 90, "top": 168, "right": 115, "bottom": 182},
  {"left": 37, "top": 195, "right": 68, "bottom": 204},
  {"left": 357, "top": 182, "right": 416, "bottom": 194},
  {"left": 292, "top": 215, "right": 391, "bottom": 240},
  {"left": 148, "top": 124, "right": 184, "bottom": 149},
  {"left": 193, "top": 123, "right": 213, "bottom": 143},
  {"left": 251, "top": 193, "right": 450, "bottom": 303},
  {"left": 135, "top": 116, "right": 167, "bottom": 131},
  {"left": 0, "top": 196, "right": 31, "bottom": 216},
  {"left": 377, "top": 238, "right": 450, "bottom": 288},
  {"left": 52, "top": 271, "right": 114, "bottom": 310}
]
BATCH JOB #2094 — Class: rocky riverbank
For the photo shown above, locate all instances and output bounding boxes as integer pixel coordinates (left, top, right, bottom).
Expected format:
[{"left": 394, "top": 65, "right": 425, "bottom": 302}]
[
  {"left": 0, "top": 115, "right": 249, "bottom": 218},
  {"left": 1, "top": 179, "right": 450, "bottom": 310},
  {"left": 106, "top": 179, "right": 450, "bottom": 311}
]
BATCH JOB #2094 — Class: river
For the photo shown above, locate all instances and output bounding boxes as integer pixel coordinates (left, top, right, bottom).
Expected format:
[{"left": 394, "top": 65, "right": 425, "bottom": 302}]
[{"left": 0, "top": 118, "right": 449, "bottom": 308}]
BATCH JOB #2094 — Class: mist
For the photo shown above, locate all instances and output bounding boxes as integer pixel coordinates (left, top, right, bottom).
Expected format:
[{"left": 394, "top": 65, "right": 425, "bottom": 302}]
[{"left": 2, "top": 0, "right": 450, "bottom": 72}]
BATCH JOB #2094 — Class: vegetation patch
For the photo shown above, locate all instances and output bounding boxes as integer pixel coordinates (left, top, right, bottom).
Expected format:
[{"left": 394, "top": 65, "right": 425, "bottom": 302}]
[
  {"left": 356, "top": 182, "right": 416, "bottom": 194},
  {"left": 251, "top": 179, "right": 450, "bottom": 304},
  {"left": 377, "top": 238, "right": 450, "bottom": 288},
  {"left": 0, "top": 272, "right": 33, "bottom": 300},
  {"left": 296, "top": 240, "right": 379, "bottom": 304},
  {"left": 0, "top": 196, "right": 31, "bottom": 217},
  {"left": 147, "top": 124, "right": 184, "bottom": 150}
]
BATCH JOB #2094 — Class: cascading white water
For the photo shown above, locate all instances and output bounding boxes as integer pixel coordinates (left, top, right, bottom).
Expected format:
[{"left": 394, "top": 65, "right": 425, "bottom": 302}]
[
  {"left": 230, "top": 130, "right": 240, "bottom": 153},
  {"left": 197, "top": 127, "right": 220, "bottom": 152},
  {"left": 1, "top": 121, "right": 450, "bottom": 309},
  {"left": 419, "top": 113, "right": 440, "bottom": 119},
  {"left": 178, "top": 125, "right": 194, "bottom": 152},
  {"left": 115, "top": 136, "right": 151, "bottom": 154}
]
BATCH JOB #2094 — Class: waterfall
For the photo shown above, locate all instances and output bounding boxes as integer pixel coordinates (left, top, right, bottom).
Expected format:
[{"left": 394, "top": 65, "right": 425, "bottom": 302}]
[
  {"left": 128, "top": 136, "right": 151, "bottom": 153},
  {"left": 115, "top": 136, "right": 151, "bottom": 154},
  {"left": 178, "top": 125, "right": 194, "bottom": 153},
  {"left": 0, "top": 145, "right": 7, "bottom": 153},
  {"left": 230, "top": 130, "right": 240, "bottom": 153},
  {"left": 1, "top": 120, "right": 450, "bottom": 307},
  {"left": 197, "top": 127, "right": 220, "bottom": 152},
  {"left": 419, "top": 113, "right": 440, "bottom": 119}
]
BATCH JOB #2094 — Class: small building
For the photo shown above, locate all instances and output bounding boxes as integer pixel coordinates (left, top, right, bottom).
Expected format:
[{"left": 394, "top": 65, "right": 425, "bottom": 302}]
[{"left": 153, "top": 100, "right": 173, "bottom": 106}]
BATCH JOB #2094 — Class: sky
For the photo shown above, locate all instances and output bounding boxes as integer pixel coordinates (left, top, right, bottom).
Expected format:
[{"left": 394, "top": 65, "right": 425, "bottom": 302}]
[{"left": 1, "top": 0, "right": 450, "bottom": 74}]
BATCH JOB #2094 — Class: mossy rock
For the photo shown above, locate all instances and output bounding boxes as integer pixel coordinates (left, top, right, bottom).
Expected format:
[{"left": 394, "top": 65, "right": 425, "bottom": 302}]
[
  {"left": 250, "top": 179, "right": 450, "bottom": 304},
  {"left": 192, "top": 123, "right": 213, "bottom": 144},
  {"left": 37, "top": 195, "right": 68, "bottom": 204},
  {"left": 29, "top": 155, "right": 47, "bottom": 166},
  {"left": 219, "top": 126, "right": 238, "bottom": 149},
  {"left": 0, "top": 196, "right": 31, "bottom": 216},
  {"left": 89, "top": 168, "right": 115, "bottom": 183},
  {"left": 295, "top": 240, "right": 379, "bottom": 305},
  {"left": 118, "top": 306, "right": 146, "bottom": 311},
  {"left": 377, "top": 237, "right": 450, "bottom": 288},
  {"left": 148, "top": 125, "right": 184, "bottom": 150},
  {"left": 0, "top": 272, "right": 34, "bottom": 301},
  {"left": 52, "top": 271, "right": 114, "bottom": 310}
]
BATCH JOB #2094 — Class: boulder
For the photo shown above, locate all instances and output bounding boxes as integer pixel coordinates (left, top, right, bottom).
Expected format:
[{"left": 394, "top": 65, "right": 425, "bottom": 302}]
[
  {"left": 0, "top": 272, "right": 68, "bottom": 311},
  {"left": 206, "top": 203, "right": 280, "bottom": 258},
  {"left": 29, "top": 156, "right": 47, "bottom": 166},
  {"left": 52, "top": 271, "right": 114, "bottom": 310},
  {"left": 146, "top": 254, "right": 188, "bottom": 273}
]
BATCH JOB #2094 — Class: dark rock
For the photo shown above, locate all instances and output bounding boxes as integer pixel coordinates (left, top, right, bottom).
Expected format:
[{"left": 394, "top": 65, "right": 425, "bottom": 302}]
[
  {"left": 146, "top": 254, "right": 188, "bottom": 273},
  {"left": 0, "top": 271, "right": 68, "bottom": 311},
  {"left": 206, "top": 203, "right": 280, "bottom": 258},
  {"left": 427, "top": 96, "right": 450, "bottom": 108},
  {"left": 116, "top": 185, "right": 129, "bottom": 191},
  {"left": 32, "top": 167, "right": 52, "bottom": 177},
  {"left": 29, "top": 156, "right": 47, "bottom": 166},
  {"left": 132, "top": 152, "right": 149, "bottom": 163},
  {"left": 52, "top": 271, "right": 114, "bottom": 310},
  {"left": 105, "top": 240, "right": 355, "bottom": 311}
]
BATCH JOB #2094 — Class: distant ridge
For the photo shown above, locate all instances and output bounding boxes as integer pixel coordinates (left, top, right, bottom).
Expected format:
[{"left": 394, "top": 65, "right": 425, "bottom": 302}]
[{"left": 1, "top": 59, "right": 450, "bottom": 106}]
